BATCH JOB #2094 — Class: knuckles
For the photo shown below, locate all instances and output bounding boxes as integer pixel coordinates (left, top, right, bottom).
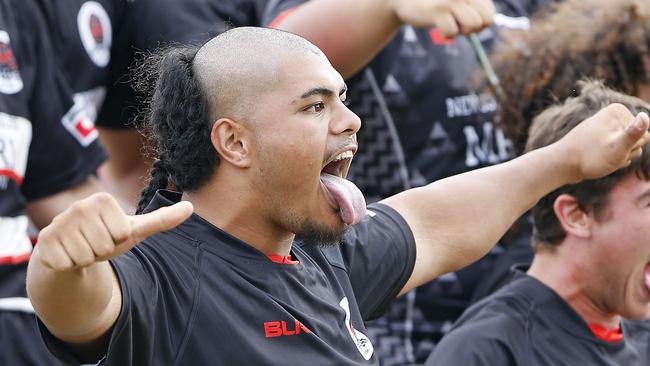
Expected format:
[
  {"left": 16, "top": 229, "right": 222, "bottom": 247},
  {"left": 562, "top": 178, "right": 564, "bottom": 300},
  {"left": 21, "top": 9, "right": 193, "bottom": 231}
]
[{"left": 93, "top": 242, "right": 115, "bottom": 258}]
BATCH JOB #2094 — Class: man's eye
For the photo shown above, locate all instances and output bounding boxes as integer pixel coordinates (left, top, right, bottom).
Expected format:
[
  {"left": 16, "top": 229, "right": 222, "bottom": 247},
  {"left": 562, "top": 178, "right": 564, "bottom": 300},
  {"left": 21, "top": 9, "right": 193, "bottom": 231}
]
[{"left": 306, "top": 102, "right": 325, "bottom": 113}]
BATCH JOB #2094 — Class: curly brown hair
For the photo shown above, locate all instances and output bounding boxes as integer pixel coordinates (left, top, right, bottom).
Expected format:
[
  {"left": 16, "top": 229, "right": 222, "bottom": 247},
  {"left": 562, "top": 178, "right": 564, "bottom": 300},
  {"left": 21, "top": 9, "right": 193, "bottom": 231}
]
[
  {"left": 526, "top": 80, "right": 650, "bottom": 249},
  {"left": 491, "top": 0, "right": 650, "bottom": 153}
]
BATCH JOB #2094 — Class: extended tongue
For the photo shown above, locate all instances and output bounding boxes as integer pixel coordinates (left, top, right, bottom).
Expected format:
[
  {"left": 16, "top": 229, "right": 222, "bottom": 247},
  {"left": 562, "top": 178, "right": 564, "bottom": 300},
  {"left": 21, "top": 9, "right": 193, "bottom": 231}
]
[{"left": 320, "top": 173, "right": 367, "bottom": 225}]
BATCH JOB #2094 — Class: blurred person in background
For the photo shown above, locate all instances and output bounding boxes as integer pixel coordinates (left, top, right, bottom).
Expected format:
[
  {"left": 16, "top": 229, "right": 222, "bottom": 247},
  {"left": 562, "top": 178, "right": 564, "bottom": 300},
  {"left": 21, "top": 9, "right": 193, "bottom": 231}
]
[
  {"left": 426, "top": 81, "right": 650, "bottom": 366},
  {"left": 0, "top": 0, "right": 106, "bottom": 363}
]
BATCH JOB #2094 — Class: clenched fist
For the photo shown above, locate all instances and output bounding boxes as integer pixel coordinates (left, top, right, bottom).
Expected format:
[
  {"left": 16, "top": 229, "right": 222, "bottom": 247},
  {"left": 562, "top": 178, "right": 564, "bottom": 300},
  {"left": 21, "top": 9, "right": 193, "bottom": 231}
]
[
  {"left": 390, "top": 0, "right": 496, "bottom": 37},
  {"left": 555, "top": 104, "right": 650, "bottom": 182}
]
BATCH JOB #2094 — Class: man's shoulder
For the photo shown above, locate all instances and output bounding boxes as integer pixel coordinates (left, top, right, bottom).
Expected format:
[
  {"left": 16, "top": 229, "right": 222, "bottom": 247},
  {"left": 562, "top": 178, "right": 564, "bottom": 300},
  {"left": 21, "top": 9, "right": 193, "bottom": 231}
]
[
  {"left": 448, "top": 275, "right": 545, "bottom": 339},
  {"left": 456, "top": 285, "right": 532, "bottom": 333},
  {"left": 425, "top": 281, "right": 535, "bottom": 365}
]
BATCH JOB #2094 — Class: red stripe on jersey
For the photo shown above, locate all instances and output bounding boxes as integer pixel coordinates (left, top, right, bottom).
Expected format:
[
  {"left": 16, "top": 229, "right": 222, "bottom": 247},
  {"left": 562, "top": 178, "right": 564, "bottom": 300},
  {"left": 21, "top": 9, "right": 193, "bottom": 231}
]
[
  {"left": 0, "top": 252, "right": 31, "bottom": 265},
  {"left": 267, "top": 254, "right": 299, "bottom": 265},
  {"left": 588, "top": 323, "right": 624, "bottom": 342},
  {"left": 0, "top": 169, "right": 23, "bottom": 185},
  {"left": 268, "top": 7, "right": 300, "bottom": 29}
]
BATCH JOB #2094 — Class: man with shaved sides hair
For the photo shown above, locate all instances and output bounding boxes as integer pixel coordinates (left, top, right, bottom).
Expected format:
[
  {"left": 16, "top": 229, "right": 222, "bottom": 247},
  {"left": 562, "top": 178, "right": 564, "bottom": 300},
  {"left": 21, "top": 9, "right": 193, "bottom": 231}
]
[{"left": 26, "top": 27, "right": 650, "bottom": 365}]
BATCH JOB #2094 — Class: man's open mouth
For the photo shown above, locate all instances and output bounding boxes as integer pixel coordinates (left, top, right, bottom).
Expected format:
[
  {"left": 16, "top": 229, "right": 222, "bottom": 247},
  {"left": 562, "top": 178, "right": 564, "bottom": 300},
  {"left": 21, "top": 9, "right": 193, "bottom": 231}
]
[
  {"left": 319, "top": 149, "right": 366, "bottom": 225},
  {"left": 321, "top": 150, "right": 354, "bottom": 178}
]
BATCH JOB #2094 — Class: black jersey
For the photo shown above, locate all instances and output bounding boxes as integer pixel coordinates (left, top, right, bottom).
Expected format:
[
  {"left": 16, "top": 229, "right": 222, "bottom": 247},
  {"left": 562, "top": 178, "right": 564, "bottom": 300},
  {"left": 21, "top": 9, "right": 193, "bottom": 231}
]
[
  {"left": 0, "top": 0, "right": 106, "bottom": 266},
  {"left": 0, "top": 0, "right": 106, "bottom": 364},
  {"left": 261, "top": 1, "right": 549, "bottom": 364},
  {"left": 425, "top": 270, "right": 650, "bottom": 366},
  {"left": 34, "top": 0, "right": 126, "bottom": 123},
  {"left": 40, "top": 190, "right": 417, "bottom": 365},
  {"left": 97, "top": 0, "right": 266, "bottom": 129}
]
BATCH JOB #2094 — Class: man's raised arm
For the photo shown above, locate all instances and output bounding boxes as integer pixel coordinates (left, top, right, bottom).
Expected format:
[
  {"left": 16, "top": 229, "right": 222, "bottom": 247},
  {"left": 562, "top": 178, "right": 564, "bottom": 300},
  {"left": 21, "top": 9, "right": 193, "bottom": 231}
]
[
  {"left": 26, "top": 193, "right": 193, "bottom": 358},
  {"left": 270, "top": 0, "right": 496, "bottom": 78},
  {"left": 386, "top": 104, "right": 650, "bottom": 295}
]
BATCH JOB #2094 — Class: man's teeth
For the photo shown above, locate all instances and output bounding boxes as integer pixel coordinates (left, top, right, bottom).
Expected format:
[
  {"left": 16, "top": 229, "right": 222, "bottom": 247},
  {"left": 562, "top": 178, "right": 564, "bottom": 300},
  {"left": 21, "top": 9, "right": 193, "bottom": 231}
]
[{"left": 332, "top": 150, "right": 353, "bottom": 162}]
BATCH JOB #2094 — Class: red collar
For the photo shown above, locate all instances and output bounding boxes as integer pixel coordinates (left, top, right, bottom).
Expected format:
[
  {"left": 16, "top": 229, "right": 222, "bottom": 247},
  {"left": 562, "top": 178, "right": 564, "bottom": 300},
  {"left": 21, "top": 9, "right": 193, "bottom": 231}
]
[
  {"left": 267, "top": 254, "right": 299, "bottom": 265},
  {"left": 588, "top": 323, "right": 623, "bottom": 342}
]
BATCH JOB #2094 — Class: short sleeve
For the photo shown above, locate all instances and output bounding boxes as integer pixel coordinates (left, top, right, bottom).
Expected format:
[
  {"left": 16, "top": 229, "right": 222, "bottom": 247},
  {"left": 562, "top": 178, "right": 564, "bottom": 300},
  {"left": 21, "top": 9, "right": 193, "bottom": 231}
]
[
  {"left": 104, "top": 238, "right": 199, "bottom": 365},
  {"left": 37, "top": 250, "right": 159, "bottom": 365},
  {"left": 335, "top": 203, "right": 416, "bottom": 320},
  {"left": 38, "top": 235, "right": 199, "bottom": 365}
]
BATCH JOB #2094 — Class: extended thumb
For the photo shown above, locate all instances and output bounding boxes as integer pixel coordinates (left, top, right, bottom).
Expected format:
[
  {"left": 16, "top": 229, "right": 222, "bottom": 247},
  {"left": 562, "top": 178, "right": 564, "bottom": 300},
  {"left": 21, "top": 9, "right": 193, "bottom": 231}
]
[{"left": 130, "top": 201, "right": 194, "bottom": 243}]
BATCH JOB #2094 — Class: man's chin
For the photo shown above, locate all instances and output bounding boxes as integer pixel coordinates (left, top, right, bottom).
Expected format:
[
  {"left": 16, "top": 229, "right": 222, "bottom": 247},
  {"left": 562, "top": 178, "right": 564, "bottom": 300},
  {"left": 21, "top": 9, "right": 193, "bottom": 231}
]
[{"left": 295, "top": 221, "right": 348, "bottom": 248}]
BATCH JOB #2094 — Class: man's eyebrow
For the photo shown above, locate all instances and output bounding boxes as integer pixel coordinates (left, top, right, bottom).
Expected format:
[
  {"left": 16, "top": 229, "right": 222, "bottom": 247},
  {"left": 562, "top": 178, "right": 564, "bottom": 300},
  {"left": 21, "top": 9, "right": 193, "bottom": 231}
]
[{"left": 300, "top": 84, "right": 348, "bottom": 99}]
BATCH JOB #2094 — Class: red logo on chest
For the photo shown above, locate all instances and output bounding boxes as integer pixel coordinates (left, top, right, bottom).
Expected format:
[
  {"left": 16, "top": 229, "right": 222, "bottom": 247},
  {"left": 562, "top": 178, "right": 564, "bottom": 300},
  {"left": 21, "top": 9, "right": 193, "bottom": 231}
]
[{"left": 264, "top": 320, "right": 311, "bottom": 338}]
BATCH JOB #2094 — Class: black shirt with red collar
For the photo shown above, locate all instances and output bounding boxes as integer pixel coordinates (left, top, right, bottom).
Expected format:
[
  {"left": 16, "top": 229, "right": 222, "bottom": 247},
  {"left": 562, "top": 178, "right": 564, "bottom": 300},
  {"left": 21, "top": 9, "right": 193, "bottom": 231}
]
[
  {"left": 425, "top": 269, "right": 650, "bottom": 365},
  {"left": 262, "top": 1, "right": 551, "bottom": 364},
  {"left": 39, "top": 190, "right": 416, "bottom": 365}
]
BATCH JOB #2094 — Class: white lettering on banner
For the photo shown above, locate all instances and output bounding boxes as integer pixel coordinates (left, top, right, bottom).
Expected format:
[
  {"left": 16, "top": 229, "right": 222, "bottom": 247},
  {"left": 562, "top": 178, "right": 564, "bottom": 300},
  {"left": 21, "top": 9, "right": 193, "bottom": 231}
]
[
  {"left": 339, "top": 297, "right": 374, "bottom": 360},
  {"left": 463, "top": 122, "right": 514, "bottom": 167},
  {"left": 445, "top": 93, "right": 497, "bottom": 118},
  {"left": 0, "top": 112, "right": 32, "bottom": 183}
]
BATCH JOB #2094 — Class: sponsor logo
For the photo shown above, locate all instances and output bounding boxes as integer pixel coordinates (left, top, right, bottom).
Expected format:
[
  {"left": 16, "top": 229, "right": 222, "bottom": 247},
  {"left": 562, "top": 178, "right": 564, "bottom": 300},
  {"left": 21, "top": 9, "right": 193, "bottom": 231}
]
[
  {"left": 61, "top": 99, "right": 99, "bottom": 147},
  {"left": 74, "top": 86, "right": 107, "bottom": 122},
  {"left": 340, "top": 297, "right": 374, "bottom": 360},
  {"left": 0, "top": 30, "right": 23, "bottom": 94},
  {"left": 264, "top": 319, "right": 311, "bottom": 338},
  {"left": 77, "top": 1, "right": 112, "bottom": 67}
]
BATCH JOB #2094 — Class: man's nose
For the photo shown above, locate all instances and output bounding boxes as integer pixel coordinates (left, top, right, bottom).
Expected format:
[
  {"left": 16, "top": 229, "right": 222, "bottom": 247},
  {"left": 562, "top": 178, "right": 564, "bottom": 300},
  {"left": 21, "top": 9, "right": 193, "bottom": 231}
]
[{"left": 330, "top": 102, "right": 361, "bottom": 135}]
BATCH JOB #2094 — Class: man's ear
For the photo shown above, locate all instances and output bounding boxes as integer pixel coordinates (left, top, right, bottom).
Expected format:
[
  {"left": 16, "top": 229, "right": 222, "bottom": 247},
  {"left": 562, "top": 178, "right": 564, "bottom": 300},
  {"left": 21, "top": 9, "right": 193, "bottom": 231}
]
[
  {"left": 553, "top": 194, "right": 591, "bottom": 239},
  {"left": 210, "top": 118, "right": 252, "bottom": 168}
]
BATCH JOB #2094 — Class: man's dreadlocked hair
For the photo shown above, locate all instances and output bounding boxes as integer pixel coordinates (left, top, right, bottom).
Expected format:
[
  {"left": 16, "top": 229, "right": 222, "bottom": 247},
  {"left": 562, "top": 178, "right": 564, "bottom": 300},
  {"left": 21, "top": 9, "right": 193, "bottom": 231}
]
[
  {"left": 133, "top": 43, "right": 218, "bottom": 214},
  {"left": 491, "top": 0, "right": 650, "bottom": 153}
]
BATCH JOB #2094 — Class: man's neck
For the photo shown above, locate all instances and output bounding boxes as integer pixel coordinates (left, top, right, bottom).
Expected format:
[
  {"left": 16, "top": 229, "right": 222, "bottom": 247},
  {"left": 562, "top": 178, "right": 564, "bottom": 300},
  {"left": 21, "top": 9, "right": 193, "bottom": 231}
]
[
  {"left": 527, "top": 251, "right": 621, "bottom": 330},
  {"left": 182, "top": 178, "right": 294, "bottom": 256}
]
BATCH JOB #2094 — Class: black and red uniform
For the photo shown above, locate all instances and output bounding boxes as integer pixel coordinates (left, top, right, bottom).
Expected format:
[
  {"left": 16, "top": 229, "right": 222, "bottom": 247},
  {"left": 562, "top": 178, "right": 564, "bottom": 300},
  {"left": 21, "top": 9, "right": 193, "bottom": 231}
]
[
  {"left": 426, "top": 269, "right": 650, "bottom": 365},
  {"left": 0, "top": 0, "right": 106, "bottom": 364},
  {"left": 261, "top": 1, "right": 555, "bottom": 363},
  {"left": 40, "top": 190, "right": 416, "bottom": 365}
]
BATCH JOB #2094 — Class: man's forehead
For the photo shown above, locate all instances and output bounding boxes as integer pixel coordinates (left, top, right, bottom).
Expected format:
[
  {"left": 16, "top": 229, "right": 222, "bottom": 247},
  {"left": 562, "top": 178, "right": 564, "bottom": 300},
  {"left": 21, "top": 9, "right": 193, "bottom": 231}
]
[{"left": 274, "top": 53, "right": 345, "bottom": 98}]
